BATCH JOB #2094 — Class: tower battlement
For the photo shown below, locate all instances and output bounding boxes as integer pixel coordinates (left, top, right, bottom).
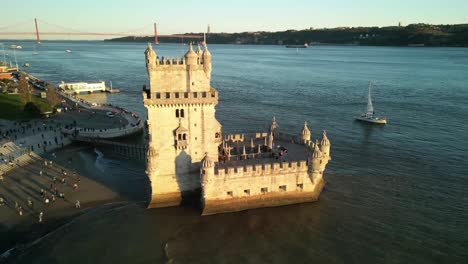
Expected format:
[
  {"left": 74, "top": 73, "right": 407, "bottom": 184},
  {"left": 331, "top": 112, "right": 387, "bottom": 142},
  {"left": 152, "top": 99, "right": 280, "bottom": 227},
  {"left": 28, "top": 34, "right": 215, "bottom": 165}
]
[
  {"left": 214, "top": 160, "right": 309, "bottom": 179},
  {"left": 145, "top": 42, "right": 212, "bottom": 94}
]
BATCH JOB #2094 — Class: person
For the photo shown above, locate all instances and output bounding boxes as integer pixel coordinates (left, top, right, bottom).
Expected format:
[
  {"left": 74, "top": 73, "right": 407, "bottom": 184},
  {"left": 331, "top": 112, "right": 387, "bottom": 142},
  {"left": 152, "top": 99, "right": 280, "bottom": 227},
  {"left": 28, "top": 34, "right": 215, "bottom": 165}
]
[
  {"left": 39, "top": 212, "right": 43, "bottom": 223},
  {"left": 28, "top": 198, "right": 33, "bottom": 208},
  {"left": 0, "top": 174, "right": 4, "bottom": 182},
  {"left": 18, "top": 206, "right": 23, "bottom": 216},
  {"left": 40, "top": 188, "right": 45, "bottom": 197},
  {"left": 0, "top": 197, "right": 4, "bottom": 206},
  {"left": 39, "top": 170, "right": 43, "bottom": 177},
  {"left": 62, "top": 178, "right": 66, "bottom": 185},
  {"left": 44, "top": 198, "right": 50, "bottom": 205},
  {"left": 75, "top": 200, "right": 80, "bottom": 209},
  {"left": 73, "top": 183, "right": 78, "bottom": 190},
  {"left": 51, "top": 194, "right": 56, "bottom": 203}
]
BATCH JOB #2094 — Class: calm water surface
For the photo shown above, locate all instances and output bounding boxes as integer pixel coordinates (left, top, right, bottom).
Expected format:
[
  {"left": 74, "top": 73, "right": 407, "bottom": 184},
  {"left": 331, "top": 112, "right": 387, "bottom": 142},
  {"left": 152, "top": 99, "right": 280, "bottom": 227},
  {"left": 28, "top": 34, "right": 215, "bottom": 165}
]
[{"left": 3, "top": 41, "right": 468, "bottom": 263}]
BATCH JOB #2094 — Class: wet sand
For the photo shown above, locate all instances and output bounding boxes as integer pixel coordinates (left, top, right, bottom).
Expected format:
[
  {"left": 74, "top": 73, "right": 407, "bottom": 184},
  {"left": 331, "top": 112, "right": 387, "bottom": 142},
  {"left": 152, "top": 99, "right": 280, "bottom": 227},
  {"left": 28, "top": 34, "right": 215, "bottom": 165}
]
[{"left": 0, "top": 144, "right": 122, "bottom": 258}]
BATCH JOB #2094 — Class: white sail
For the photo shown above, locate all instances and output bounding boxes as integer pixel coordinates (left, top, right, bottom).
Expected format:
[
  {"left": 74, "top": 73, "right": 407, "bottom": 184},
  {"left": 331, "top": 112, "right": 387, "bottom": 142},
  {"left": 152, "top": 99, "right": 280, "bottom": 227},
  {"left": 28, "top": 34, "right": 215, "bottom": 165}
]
[{"left": 366, "top": 81, "right": 374, "bottom": 117}]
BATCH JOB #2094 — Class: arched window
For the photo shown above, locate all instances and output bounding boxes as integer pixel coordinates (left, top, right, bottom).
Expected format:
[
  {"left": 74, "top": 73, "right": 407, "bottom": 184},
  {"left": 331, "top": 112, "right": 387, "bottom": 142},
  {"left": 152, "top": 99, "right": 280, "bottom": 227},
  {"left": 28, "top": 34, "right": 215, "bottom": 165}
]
[
  {"left": 183, "top": 134, "right": 187, "bottom": 140},
  {"left": 176, "top": 109, "right": 179, "bottom": 118},
  {"left": 178, "top": 134, "right": 182, "bottom": 140},
  {"left": 180, "top": 109, "right": 185, "bottom": 118}
]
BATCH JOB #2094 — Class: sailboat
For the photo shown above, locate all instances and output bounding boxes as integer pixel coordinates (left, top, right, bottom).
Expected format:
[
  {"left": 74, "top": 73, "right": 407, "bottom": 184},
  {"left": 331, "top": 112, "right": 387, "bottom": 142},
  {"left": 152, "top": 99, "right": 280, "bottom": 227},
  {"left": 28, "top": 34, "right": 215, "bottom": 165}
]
[{"left": 355, "top": 81, "right": 387, "bottom": 124}]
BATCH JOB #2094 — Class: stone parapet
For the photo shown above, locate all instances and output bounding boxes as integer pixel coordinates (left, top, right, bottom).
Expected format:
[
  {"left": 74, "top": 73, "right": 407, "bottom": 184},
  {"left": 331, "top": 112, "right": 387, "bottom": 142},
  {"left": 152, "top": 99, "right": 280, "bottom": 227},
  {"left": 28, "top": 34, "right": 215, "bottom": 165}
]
[{"left": 215, "top": 160, "right": 308, "bottom": 179}]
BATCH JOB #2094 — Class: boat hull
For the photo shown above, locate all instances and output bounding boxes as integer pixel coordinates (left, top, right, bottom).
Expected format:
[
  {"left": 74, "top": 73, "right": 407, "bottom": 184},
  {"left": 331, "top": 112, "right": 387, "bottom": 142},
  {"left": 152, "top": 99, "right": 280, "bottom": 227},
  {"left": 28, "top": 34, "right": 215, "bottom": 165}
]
[
  {"left": 285, "top": 45, "right": 308, "bottom": 48},
  {"left": 355, "top": 116, "right": 387, "bottom": 124}
]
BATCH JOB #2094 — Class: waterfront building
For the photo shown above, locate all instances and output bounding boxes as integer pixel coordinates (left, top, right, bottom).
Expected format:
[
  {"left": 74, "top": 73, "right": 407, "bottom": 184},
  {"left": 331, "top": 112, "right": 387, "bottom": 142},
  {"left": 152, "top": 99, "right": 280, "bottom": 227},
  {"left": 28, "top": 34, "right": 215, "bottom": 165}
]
[
  {"left": 143, "top": 43, "right": 331, "bottom": 215},
  {"left": 59, "top": 81, "right": 106, "bottom": 94}
]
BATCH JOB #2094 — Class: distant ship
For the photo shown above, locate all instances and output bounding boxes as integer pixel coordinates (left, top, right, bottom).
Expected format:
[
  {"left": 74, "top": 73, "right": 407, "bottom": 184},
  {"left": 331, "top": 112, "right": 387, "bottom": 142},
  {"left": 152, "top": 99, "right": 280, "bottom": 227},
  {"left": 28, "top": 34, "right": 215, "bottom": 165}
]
[
  {"left": 286, "top": 43, "right": 308, "bottom": 48},
  {"left": 355, "top": 81, "right": 387, "bottom": 124},
  {"left": 10, "top": 45, "right": 22, "bottom": 49},
  {"left": 65, "top": 49, "right": 72, "bottom": 53}
]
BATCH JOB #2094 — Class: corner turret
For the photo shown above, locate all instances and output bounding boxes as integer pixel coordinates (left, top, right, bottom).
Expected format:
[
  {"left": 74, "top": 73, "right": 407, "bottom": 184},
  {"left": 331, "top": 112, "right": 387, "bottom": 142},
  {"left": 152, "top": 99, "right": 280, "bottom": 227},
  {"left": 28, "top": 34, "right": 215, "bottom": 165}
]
[
  {"left": 146, "top": 145, "right": 158, "bottom": 174},
  {"left": 202, "top": 43, "right": 212, "bottom": 78},
  {"left": 145, "top": 43, "right": 156, "bottom": 74},
  {"left": 301, "top": 121, "right": 311, "bottom": 144},
  {"left": 196, "top": 43, "right": 203, "bottom": 58},
  {"left": 320, "top": 130, "right": 330, "bottom": 157},
  {"left": 184, "top": 42, "right": 198, "bottom": 65},
  {"left": 201, "top": 152, "right": 215, "bottom": 188}
]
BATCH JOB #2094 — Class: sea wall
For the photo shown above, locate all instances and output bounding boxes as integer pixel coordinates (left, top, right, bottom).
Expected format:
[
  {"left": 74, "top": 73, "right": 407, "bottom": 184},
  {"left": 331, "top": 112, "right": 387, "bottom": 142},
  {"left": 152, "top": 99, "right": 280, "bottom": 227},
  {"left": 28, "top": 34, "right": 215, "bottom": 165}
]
[
  {"left": 203, "top": 177, "right": 325, "bottom": 215},
  {"left": 203, "top": 160, "right": 322, "bottom": 199}
]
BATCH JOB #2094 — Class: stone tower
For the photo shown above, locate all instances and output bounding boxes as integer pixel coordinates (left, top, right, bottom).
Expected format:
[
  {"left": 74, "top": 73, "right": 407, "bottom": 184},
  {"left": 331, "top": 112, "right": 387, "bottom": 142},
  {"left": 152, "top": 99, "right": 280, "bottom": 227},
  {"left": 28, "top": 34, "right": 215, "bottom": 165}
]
[{"left": 143, "top": 43, "right": 222, "bottom": 208}]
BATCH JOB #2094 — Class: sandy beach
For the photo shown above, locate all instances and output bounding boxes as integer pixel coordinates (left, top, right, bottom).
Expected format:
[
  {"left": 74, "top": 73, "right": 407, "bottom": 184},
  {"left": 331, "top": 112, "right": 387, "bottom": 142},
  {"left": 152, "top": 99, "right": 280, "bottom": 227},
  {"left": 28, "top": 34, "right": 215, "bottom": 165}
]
[{"left": 0, "top": 144, "right": 125, "bottom": 258}]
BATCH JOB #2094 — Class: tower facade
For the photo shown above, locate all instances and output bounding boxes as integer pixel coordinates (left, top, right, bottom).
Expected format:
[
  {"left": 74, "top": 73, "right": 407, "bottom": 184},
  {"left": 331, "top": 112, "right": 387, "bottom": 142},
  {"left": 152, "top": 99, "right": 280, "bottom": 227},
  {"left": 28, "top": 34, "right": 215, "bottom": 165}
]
[{"left": 143, "top": 43, "right": 222, "bottom": 208}]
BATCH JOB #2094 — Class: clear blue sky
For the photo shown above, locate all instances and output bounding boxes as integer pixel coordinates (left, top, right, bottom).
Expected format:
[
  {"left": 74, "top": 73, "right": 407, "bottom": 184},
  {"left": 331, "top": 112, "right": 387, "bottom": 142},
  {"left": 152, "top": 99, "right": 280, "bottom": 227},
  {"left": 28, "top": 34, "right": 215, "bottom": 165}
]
[{"left": 1, "top": 0, "right": 467, "bottom": 39}]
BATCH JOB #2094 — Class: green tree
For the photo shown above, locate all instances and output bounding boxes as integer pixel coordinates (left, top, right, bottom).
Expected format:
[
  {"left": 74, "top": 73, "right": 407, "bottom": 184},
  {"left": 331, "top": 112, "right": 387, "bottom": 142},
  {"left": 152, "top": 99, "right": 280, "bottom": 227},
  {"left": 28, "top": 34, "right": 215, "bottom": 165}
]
[
  {"left": 45, "top": 83, "right": 61, "bottom": 108},
  {"left": 17, "top": 75, "right": 30, "bottom": 103}
]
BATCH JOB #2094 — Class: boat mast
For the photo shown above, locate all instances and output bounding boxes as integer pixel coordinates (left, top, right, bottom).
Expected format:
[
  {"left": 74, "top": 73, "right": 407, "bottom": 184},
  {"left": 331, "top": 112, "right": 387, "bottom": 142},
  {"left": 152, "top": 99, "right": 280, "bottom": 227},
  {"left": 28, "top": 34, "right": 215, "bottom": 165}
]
[
  {"left": 13, "top": 49, "right": 18, "bottom": 71},
  {"left": 1, "top": 44, "right": 6, "bottom": 65},
  {"left": 366, "top": 81, "right": 374, "bottom": 117}
]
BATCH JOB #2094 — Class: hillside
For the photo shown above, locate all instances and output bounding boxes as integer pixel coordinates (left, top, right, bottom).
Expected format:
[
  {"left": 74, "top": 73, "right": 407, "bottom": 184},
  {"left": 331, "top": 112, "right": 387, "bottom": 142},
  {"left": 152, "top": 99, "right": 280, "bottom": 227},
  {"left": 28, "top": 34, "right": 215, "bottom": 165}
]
[{"left": 105, "top": 23, "right": 468, "bottom": 47}]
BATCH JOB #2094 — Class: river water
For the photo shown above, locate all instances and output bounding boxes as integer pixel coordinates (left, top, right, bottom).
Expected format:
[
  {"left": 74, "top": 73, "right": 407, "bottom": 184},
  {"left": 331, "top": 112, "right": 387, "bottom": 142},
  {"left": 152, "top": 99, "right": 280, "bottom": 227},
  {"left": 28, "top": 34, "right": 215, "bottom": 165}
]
[{"left": 3, "top": 41, "right": 468, "bottom": 263}]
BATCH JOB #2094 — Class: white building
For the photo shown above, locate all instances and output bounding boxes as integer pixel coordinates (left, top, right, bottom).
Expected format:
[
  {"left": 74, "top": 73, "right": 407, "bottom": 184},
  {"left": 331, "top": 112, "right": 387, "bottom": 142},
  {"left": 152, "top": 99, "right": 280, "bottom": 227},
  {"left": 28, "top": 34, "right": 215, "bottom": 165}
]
[{"left": 59, "top": 81, "right": 106, "bottom": 94}]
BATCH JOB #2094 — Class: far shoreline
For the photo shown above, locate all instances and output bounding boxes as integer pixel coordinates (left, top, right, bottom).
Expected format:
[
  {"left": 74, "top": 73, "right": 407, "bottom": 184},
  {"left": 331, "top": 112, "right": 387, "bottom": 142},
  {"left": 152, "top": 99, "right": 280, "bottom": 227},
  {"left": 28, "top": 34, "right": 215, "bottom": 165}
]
[{"left": 3, "top": 39, "right": 468, "bottom": 49}]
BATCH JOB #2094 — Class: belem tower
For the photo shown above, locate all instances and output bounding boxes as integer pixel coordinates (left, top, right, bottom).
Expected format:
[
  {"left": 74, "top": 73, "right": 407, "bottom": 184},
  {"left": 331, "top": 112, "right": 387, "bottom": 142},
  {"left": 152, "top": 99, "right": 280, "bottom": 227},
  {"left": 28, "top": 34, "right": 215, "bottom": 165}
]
[{"left": 142, "top": 42, "right": 331, "bottom": 215}]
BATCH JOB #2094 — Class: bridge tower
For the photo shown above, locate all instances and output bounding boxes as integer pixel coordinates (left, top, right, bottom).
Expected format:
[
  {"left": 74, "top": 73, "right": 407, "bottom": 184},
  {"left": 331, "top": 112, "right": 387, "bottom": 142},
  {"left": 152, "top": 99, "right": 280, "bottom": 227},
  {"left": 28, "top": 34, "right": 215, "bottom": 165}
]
[
  {"left": 143, "top": 43, "right": 222, "bottom": 208},
  {"left": 153, "top": 22, "right": 159, "bottom": 45},
  {"left": 34, "top": 18, "right": 41, "bottom": 44}
]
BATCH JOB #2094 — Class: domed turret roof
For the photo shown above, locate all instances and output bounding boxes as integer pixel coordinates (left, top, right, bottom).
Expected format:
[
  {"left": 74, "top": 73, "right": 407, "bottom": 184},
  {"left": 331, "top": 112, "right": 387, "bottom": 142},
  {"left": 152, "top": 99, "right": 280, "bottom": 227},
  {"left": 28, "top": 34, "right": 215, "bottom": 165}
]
[
  {"left": 145, "top": 42, "right": 156, "bottom": 57},
  {"left": 202, "top": 152, "right": 213, "bottom": 168},
  {"left": 313, "top": 140, "right": 322, "bottom": 158},
  {"left": 301, "top": 121, "right": 311, "bottom": 136},
  {"left": 184, "top": 42, "right": 197, "bottom": 59},
  {"left": 320, "top": 130, "right": 330, "bottom": 146},
  {"left": 202, "top": 44, "right": 211, "bottom": 57}
]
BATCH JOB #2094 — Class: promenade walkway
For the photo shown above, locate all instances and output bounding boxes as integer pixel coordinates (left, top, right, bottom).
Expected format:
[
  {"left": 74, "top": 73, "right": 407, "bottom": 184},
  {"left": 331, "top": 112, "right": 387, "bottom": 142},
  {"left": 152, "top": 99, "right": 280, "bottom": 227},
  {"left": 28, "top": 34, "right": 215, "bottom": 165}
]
[{"left": 60, "top": 93, "right": 144, "bottom": 139}]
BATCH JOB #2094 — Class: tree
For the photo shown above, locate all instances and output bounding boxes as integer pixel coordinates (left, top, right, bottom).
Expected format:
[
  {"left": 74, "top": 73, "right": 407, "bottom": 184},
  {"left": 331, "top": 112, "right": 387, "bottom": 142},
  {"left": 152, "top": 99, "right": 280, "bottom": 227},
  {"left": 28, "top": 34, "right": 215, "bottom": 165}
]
[
  {"left": 17, "top": 74, "right": 30, "bottom": 103},
  {"left": 45, "top": 83, "right": 61, "bottom": 108}
]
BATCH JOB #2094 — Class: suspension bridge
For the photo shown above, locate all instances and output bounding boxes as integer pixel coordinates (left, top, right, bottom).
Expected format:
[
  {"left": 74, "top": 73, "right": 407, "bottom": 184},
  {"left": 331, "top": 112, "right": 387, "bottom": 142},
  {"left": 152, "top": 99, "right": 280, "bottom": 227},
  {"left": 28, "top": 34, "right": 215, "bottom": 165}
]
[{"left": 0, "top": 18, "right": 203, "bottom": 43}]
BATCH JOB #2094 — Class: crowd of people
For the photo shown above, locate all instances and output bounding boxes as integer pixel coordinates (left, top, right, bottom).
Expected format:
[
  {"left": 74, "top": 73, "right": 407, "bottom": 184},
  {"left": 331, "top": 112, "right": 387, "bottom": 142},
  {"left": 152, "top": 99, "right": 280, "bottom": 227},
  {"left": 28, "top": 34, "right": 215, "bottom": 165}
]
[{"left": 0, "top": 155, "right": 82, "bottom": 223}]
